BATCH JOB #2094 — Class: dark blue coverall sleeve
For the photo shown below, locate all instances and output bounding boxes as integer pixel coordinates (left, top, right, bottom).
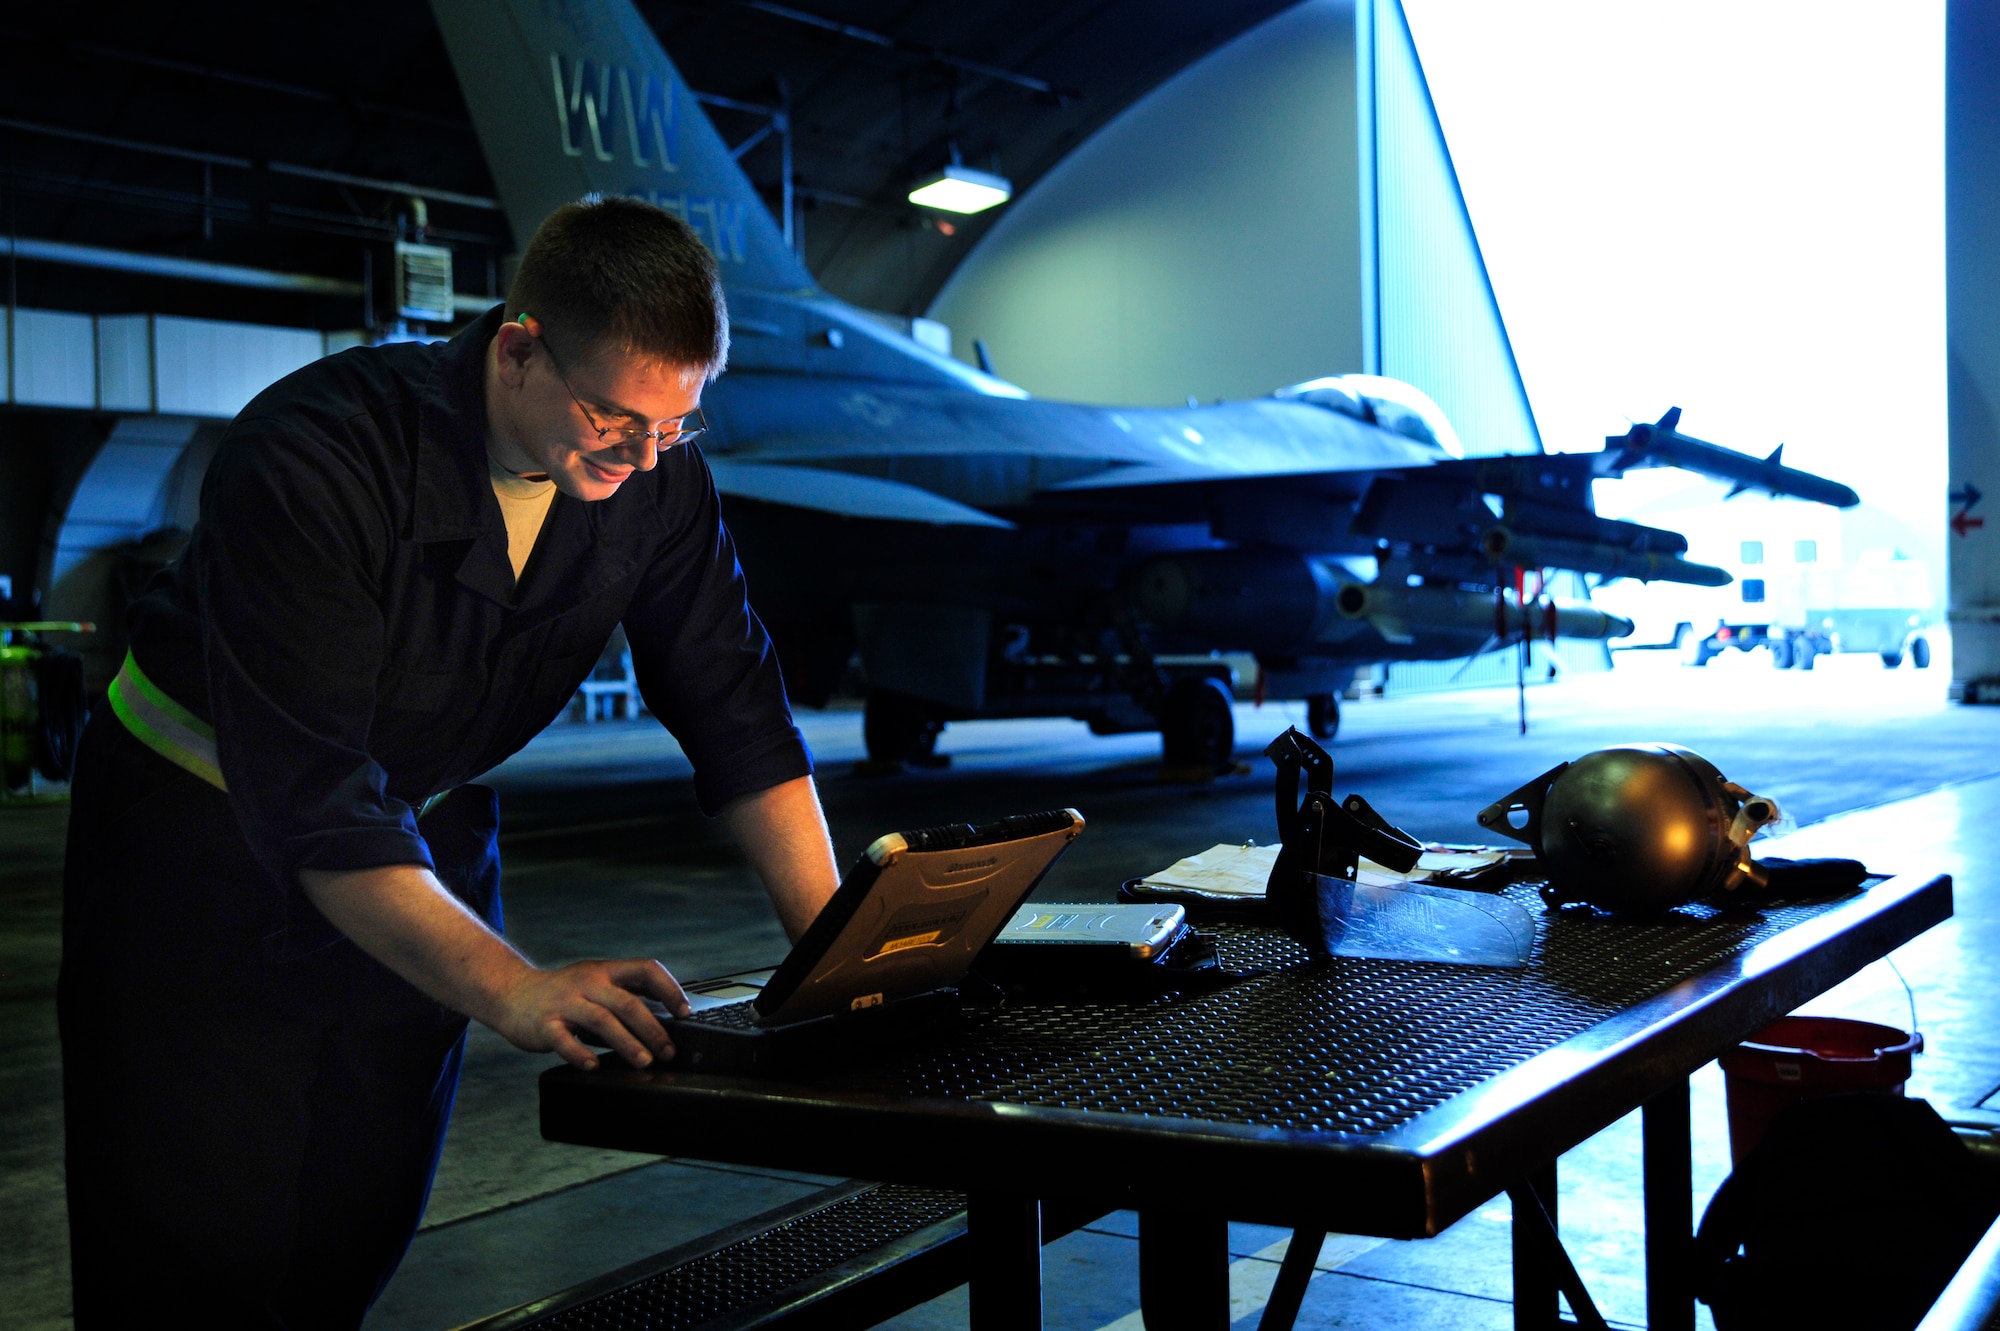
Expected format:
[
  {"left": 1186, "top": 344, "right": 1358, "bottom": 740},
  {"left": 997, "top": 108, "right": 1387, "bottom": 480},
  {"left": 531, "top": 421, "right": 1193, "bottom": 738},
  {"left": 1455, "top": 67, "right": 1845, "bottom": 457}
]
[
  {"left": 192, "top": 415, "right": 435, "bottom": 886},
  {"left": 623, "top": 445, "right": 813, "bottom": 815}
]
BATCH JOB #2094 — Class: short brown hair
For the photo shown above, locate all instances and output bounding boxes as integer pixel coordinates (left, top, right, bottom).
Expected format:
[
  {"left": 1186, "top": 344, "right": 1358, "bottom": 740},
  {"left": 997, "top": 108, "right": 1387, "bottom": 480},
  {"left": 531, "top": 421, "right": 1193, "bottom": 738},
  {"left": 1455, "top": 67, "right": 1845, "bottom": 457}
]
[{"left": 506, "top": 195, "right": 729, "bottom": 377}]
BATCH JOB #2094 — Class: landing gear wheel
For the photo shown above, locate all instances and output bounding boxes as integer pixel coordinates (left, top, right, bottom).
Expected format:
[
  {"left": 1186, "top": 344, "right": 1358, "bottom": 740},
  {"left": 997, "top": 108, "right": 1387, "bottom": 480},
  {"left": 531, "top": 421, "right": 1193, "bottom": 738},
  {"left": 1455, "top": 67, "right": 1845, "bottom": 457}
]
[
  {"left": 1881, "top": 650, "right": 1905, "bottom": 669},
  {"left": 1769, "top": 639, "right": 1794, "bottom": 670},
  {"left": 1306, "top": 692, "right": 1340, "bottom": 741},
  {"left": 1161, "top": 677, "right": 1236, "bottom": 772},
  {"left": 1912, "top": 637, "right": 1933, "bottom": 669},
  {"left": 863, "top": 691, "right": 947, "bottom": 767}
]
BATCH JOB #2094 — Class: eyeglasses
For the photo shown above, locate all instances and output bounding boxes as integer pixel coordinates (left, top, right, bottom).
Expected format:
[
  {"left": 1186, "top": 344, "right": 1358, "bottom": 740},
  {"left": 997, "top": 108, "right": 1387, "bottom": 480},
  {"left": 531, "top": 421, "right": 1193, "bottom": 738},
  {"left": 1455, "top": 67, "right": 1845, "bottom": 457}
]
[{"left": 535, "top": 330, "right": 708, "bottom": 449}]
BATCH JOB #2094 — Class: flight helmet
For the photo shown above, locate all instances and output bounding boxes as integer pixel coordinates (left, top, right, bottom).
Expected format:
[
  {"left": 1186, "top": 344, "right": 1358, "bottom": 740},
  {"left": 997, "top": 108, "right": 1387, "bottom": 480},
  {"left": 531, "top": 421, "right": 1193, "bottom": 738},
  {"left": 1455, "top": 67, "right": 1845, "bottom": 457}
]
[{"left": 1477, "top": 743, "right": 1784, "bottom": 913}]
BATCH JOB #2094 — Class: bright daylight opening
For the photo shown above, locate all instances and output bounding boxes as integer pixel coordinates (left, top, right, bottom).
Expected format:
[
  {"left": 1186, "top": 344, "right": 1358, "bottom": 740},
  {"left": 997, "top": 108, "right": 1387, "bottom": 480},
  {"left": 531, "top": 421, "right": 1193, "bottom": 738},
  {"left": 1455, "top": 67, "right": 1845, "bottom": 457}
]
[{"left": 1404, "top": 1, "right": 1945, "bottom": 653}]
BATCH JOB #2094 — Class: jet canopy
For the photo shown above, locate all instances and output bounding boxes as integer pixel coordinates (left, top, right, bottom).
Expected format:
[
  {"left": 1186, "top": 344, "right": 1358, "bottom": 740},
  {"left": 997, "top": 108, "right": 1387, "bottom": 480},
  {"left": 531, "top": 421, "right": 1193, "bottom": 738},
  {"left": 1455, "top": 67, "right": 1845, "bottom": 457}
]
[{"left": 1272, "top": 375, "right": 1465, "bottom": 459}]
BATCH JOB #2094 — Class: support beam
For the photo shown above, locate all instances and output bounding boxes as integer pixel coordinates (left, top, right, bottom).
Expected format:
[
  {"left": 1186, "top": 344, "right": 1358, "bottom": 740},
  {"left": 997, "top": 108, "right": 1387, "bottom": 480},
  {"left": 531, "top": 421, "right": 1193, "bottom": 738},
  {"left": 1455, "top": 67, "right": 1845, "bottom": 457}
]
[
  {"left": 0, "top": 115, "right": 502, "bottom": 212},
  {"left": 0, "top": 237, "right": 491, "bottom": 315},
  {"left": 742, "top": 0, "right": 1073, "bottom": 99},
  {"left": 0, "top": 236, "right": 360, "bottom": 297}
]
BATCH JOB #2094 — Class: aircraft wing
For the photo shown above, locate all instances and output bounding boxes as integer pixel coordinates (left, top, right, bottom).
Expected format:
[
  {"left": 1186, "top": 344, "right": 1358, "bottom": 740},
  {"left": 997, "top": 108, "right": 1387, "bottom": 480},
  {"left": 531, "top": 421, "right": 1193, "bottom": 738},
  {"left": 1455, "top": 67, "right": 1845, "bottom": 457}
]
[
  {"left": 1041, "top": 452, "right": 1432, "bottom": 493},
  {"left": 708, "top": 460, "right": 1016, "bottom": 528},
  {"left": 1031, "top": 410, "right": 1859, "bottom": 588}
]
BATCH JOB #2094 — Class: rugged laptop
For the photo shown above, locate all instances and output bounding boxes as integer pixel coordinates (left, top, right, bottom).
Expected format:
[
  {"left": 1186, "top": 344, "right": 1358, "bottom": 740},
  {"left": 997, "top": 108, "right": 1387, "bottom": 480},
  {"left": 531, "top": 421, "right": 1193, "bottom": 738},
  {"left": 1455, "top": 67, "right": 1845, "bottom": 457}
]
[{"left": 666, "top": 808, "right": 1084, "bottom": 1073}]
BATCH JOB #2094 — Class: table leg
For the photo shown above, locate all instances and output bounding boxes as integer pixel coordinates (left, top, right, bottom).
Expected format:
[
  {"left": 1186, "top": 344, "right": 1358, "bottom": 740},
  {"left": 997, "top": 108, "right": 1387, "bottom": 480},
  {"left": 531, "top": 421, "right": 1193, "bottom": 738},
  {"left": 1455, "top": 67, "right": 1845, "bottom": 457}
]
[
  {"left": 1512, "top": 1162, "right": 1559, "bottom": 1331},
  {"left": 1139, "top": 1208, "right": 1230, "bottom": 1330},
  {"left": 1256, "top": 1229, "right": 1325, "bottom": 1331},
  {"left": 1644, "top": 1076, "right": 1695, "bottom": 1331},
  {"left": 1508, "top": 1173, "right": 1610, "bottom": 1331},
  {"left": 968, "top": 1192, "right": 1042, "bottom": 1331}
]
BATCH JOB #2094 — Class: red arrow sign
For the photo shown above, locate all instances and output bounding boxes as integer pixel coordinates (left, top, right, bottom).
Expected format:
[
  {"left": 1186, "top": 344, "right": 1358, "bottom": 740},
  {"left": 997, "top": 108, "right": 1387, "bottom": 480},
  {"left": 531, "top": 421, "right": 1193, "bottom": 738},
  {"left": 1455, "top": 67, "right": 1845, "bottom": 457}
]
[{"left": 1953, "top": 510, "right": 1985, "bottom": 537}]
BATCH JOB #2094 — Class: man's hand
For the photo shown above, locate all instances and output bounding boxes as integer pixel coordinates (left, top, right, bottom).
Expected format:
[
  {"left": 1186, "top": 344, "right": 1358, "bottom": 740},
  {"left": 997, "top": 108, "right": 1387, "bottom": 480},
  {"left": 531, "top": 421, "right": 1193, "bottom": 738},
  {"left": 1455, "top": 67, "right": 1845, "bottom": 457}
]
[
  {"left": 301, "top": 864, "right": 692, "bottom": 1071},
  {"left": 487, "top": 957, "right": 690, "bottom": 1072}
]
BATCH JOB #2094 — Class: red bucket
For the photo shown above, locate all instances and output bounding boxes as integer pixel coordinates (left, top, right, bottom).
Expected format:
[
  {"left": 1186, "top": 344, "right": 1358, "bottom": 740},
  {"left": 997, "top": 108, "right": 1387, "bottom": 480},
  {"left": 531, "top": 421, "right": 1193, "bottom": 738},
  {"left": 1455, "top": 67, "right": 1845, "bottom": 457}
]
[{"left": 1719, "top": 1016, "right": 1922, "bottom": 1164}]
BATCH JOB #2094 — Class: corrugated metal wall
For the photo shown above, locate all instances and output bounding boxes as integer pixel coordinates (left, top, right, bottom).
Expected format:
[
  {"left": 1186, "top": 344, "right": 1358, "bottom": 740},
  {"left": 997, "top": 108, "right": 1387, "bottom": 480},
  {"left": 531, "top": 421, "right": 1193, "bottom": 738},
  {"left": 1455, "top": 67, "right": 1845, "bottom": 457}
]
[
  {"left": 11, "top": 309, "right": 97, "bottom": 409},
  {"left": 1364, "top": 0, "right": 1542, "bottom": 458},
  {"left": 1, "top": 308, "right": 333, "bottom": 417},
  {"left": 1384, "top": 637, "right": 1611, "bottom": 694}
]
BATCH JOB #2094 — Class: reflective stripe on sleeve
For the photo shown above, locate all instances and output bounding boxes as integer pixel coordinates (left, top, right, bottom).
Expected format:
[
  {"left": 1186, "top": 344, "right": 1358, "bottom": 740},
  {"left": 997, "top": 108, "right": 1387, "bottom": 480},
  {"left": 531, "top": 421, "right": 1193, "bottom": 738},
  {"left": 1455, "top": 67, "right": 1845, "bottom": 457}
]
[{"left": 107, "top": 650, "right": 228, "bottom": 792}]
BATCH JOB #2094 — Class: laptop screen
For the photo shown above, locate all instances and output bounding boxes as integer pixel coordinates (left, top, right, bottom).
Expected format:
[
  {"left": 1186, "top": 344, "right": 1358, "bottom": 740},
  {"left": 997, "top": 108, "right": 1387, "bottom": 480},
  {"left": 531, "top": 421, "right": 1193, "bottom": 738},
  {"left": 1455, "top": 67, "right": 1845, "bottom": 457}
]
[{"left": 752, "top": 808, "right": 1084, "bottom": 1024}]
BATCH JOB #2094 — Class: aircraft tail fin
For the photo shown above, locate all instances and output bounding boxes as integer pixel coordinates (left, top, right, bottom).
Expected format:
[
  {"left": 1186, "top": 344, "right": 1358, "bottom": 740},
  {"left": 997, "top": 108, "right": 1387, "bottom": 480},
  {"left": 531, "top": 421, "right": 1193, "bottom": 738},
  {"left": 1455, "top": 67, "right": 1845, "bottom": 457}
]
[
  {"left": 1656, "top": 406, "right": 1683, "bottom": 432},
  {"left": 1766, "top": 443, "right": 1784, "bottom": 464},
  {"left": 428, "top": 0, "right": 814, "bottom": 294}
]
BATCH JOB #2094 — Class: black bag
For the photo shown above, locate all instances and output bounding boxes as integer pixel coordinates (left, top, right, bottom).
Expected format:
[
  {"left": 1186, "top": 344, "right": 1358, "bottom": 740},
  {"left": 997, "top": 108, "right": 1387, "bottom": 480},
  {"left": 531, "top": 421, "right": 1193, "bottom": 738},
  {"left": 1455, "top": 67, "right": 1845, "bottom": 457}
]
[
  {"left": 33, "top": 646, "right": 88, "bottom": 781},
  {"left": 1695, "top": 1093, "right": 1998, "bottom": 1331}
]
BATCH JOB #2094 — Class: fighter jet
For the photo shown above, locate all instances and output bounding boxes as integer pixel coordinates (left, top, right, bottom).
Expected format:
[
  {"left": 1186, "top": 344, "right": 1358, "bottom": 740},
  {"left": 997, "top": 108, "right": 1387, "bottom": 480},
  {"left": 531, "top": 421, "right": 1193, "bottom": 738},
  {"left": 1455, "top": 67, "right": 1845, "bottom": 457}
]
[{"left": 429, "top": 0, "right": 1861, "bottom": 769}]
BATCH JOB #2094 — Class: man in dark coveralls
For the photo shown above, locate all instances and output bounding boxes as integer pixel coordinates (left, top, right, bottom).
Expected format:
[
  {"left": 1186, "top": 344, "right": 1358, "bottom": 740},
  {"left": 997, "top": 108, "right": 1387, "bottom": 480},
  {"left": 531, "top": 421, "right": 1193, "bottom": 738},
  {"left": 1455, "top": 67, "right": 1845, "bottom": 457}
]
[{"left": 58, "top": 197, "right": 841, "bottom": 1328}]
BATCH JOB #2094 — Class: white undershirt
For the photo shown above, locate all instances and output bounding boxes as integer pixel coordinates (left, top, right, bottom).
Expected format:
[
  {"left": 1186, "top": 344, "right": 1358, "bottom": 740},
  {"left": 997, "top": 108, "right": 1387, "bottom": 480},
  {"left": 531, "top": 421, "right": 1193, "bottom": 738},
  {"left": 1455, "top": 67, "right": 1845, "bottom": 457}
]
[{"left": 487, "top": 454, "right": 558, "bottom": 581}]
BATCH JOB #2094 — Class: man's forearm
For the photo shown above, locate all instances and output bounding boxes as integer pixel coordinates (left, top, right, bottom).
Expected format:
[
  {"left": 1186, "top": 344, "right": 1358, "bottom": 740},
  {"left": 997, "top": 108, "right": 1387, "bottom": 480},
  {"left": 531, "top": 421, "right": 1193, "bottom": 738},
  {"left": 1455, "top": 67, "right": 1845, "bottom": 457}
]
[
  {"left": 302, "top": 864, "right": 688, "bottom": 1069},
  {"left": 301, "top": 863, "right": 531, "bottom": 1026},
  {"left": 721, "top": 775, "right": 841, "bottom": 940}
]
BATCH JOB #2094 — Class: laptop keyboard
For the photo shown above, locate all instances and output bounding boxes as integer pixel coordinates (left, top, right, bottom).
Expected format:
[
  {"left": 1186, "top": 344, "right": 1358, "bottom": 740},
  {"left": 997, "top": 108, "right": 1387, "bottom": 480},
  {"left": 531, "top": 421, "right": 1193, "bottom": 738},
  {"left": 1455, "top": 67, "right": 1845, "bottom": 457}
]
[{"left": 684, "top": 999, "right": 762, "bottom": 1029}]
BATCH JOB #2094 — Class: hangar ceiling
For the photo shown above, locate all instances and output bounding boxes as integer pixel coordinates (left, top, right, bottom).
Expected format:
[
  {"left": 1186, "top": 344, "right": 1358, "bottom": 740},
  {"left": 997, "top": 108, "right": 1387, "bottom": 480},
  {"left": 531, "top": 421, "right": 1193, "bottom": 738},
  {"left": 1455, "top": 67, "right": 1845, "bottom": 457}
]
[{"left": 0, "top": 0, "right": 1301, "bottom": 330}]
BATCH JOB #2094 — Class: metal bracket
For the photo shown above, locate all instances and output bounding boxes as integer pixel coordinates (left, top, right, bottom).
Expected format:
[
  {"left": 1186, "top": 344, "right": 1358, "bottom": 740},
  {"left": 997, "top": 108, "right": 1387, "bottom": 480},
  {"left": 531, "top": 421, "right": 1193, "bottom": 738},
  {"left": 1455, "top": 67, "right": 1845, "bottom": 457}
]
[
  {"left": 1265, "top": 727, "right": 1426, "bottom": 955},
  {"left": 1476, "top": 761, "right": 1568, "bottom": 850},
  {"left": 1267, "top": 726, "right": 1333, "bottom": 844},
  {"left": 1256, "top": 1229, "right": 1325, "bottom": 1331}
]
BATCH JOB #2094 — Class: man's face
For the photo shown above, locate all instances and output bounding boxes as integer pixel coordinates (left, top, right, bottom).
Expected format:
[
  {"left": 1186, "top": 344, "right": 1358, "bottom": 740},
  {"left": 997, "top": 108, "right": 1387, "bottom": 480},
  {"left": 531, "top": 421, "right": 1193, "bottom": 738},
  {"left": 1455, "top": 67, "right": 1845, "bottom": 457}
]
[{"left": 493, "top": 322, "right": 706, "bottom": 502}]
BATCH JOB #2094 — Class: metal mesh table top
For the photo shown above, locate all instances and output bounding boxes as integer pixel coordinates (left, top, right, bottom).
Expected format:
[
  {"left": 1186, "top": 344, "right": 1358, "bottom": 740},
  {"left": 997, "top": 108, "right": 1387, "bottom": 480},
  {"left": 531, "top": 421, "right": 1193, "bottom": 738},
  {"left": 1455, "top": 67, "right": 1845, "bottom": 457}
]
[{"left": 797, "top": 883, "right": 1862, "bottom": 1138}]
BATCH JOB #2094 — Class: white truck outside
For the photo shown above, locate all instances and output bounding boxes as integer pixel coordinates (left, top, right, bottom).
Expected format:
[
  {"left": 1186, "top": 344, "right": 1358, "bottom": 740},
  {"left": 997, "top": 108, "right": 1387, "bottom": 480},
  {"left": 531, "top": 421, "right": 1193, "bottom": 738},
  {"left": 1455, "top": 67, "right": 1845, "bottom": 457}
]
[{"left": 1589, "top": 489, "right": 1936, "bottom": 670}]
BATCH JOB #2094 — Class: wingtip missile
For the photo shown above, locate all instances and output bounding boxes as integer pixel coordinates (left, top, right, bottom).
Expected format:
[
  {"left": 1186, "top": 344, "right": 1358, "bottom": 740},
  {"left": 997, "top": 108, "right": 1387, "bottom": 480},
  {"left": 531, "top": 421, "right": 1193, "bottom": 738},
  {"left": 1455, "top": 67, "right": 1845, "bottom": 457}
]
[{"left": 1600, "top": 415, "right": 1859, "bottom": 509}]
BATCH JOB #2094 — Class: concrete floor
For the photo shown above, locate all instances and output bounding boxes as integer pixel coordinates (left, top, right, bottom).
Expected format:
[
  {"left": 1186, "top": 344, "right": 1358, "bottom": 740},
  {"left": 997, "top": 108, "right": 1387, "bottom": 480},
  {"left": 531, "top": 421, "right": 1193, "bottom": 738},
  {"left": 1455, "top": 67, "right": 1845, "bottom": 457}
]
[{"left": 4, "top": 648, "right": 1997, "bottom": 1329}]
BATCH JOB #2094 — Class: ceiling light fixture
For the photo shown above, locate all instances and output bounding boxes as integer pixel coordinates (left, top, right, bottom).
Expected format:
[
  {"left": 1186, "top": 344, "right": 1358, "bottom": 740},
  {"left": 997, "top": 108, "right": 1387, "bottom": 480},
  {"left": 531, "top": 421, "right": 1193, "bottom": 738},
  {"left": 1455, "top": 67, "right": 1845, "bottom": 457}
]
[{"left": 908, "top": 164, "right": 1012, "bottom": 215}]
